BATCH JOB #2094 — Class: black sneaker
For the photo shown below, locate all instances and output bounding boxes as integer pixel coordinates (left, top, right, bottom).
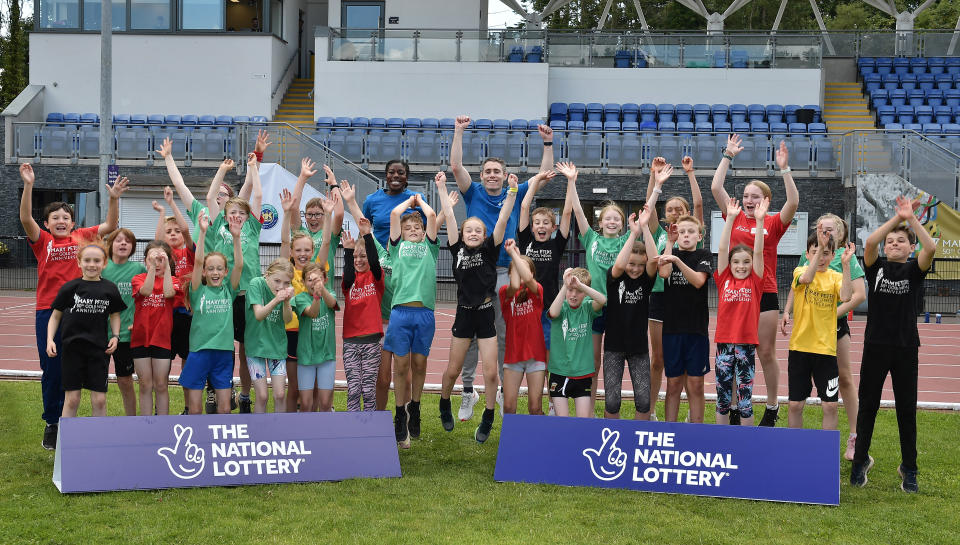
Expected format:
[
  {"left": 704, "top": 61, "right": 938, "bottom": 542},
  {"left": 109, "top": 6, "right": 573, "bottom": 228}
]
[
  {"left": 729, "top": 409, "right": 741, "bottom": 426},
  {"left": 180, "top": 408, "right": 189, "bottom": 416},
  {"left": 758, "top": 405, "right": 779, "bottom": 427},
  {"left": 475, "top": 415, "right": 495, "bottom": 444},
  {"left": 230, "top": 388, "right": 238, "bottom": 411},
  {"left": 439, "top": 399, "right": 455, "bottom": 432},
  {"left": 239, "top": 394, "right": 252, "bottom": 414},
  {"left": 407, "top": 402, "right": 421, "bottom": 439},
  {"left": 42, "top": 424, "right": 58, "bottom": 451},
  {"left": 205, "top": 388, "right": 217, "bottom": 414},
  {"left": 850, "top": 455, "right": 875, "bottom": 487},
  {"left": 898, "top": 464, "right": 919, "bottom": 493},
  {"left": 394, "top": 407, "right": 410, "bottom": 449}
]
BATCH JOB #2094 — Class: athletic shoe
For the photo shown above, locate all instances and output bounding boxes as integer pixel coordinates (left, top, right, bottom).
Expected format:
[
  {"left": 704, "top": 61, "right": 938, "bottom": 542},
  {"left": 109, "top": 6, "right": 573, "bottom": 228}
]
[
  {"left": 844, "top": 434, "right": 857, "bottom": 461},
  {"left": 180, "top": 408, "right": 189, "bottom": 416},
  {"left": 649, "top": 411, "right": 657, "bottom": 422},
  {"left": 41, "top": 424, "right": 58, "bottom": 451},
  {"left": 205, "top": 389, "right": 217, "bottom": 414},
  {"left": 238, "top": 394, "right": 252, "bottom": 414},
  {"left": 458, "top": 390, "right": 479, "bottom": 421},
  {"left": 407, "top": 402, "right": 421, "bottom": 439},
  {"left": 229, "top": 388, "right": 238, "bottom": 411},
  {"left": 898, "top": 464, "right": 919, "bottom": 493},
  {"left": 496, "top": 389, "right": 504, "bottom": 417},
  {"left": 439, "top": 401, "right": 455, "bottom": 432},
  {"left": 548, "top": 400, "right": 556, "bottom": 416},
  {"left": 758, "top": 405, "right": 780, "bottom": 427},
  {"left": 850, "top": 455, "right": 874, "bottom": 487},
  {"left": 395, "top": 408, "right": 410, "bottom": 449},
  {"left": 729, "top": 409, "right": 741, "bottom": 426},
  {"left": 475, "top": 415, "right": 494, "bottom": 444}
]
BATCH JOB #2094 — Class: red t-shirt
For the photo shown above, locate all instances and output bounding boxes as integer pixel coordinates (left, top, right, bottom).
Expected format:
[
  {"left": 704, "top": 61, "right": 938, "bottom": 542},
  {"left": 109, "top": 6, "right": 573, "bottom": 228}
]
[
  {"left": 723, "top": 211, "right": 789, "bottom": 294},
  {"left": 342, "top": 270, "right": 385, "bottom": 339},
  {"left": 171, "top": 245, "right": 195, "bottom": 309},
  {"left": 131, "top": 273, "right": 183, "bottom": 348},
  {"left": 30, "top": 226, "right": 100, "bottom": 310},
  {"left": 713, "top": 268, "right": 764, "bottom": 345},
  {"left": 499, "top": 283, "right": 547, "bottom": 364}
]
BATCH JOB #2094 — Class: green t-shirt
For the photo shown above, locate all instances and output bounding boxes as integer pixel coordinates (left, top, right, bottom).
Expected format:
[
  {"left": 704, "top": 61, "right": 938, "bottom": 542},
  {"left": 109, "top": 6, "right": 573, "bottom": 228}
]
[
  {"left": 189, "top": 282, "right": 237, "bottom": 351},
  {"left": 797, "top": 248, "right": 865, "bottom": 307},
  {"left": 549, "top": 298, "right": 601, "bottom": 378},
  {"left": 652, "top": 224, "right": 668, "bottom": 293},
  {"left": 301, "top": 226, "right": 340, "bottom": 292},
  {"left": 102, "top": 260, "right": 147, "bottom": 343},
  {"left": 210, "top": 212, "right": 263, "bottom": 291},
  {"left": 243, "top": 276, "right": 288, "bottom": 360},
  {"left": 187, "top": 200, "right": 216, "bottom": 255},
  {"left": 578, "top": 229, "right": 629, "bottom": 297},
  {"left": 291, "top": 292, "right": 338, "bottom": 364},
  {"left": 388, "top": 237, "right": 440, "bottom": 310},
  {"left": 373, "top": 236, "right": 393, "bottom": 275}
]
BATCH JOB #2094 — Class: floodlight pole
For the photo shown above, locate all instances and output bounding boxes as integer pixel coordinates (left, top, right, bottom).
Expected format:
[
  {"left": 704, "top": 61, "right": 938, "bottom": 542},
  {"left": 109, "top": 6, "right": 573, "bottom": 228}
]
[{"left": 98, "top": 0, "right": 112, "bottom": 222}]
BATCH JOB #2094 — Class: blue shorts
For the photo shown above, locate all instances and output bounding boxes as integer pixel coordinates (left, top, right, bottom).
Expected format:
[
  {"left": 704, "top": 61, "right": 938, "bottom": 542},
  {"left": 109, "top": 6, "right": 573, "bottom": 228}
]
[
  {"left": 179, "top": 349, "right": 234, "bottom": 390},
  {"left": 662, "top": 333, "right": 710, "bottom": 378},
  {"left": 541, "top": 309, "right": 551, "bottom": 350},
  {"left": 298, "top": 360, "right": 336, "bottom": 390},
  {"left": 383, "top": 305, "right": 436, "bottom": 357},
  {"left": 591, "top": 307, "right": 607, "bottom": 334}
]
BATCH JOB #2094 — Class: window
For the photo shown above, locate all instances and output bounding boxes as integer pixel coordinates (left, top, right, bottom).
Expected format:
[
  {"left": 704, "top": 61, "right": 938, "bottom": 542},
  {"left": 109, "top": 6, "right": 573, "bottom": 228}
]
[
  {"left": 269, "top": 0, "right": 282, "bottom": 39},
  {"left": 39, "top": 0, "right": 80, "bottom": 29},
  {"left": 180, "top": 0, "right": 223, "bottom": 30},
  {"left": 130, "top": 0, "right": 170, "bottom": 30},
  {"left": 83, "top": 0, "right": 127, "bottom": 30}
]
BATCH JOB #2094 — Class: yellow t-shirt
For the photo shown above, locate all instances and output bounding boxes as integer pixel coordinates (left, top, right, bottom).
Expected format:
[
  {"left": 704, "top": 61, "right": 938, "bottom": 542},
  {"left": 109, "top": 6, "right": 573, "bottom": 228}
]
[{"left": 789, "top": 266, "right": 842, "bottom": 356}]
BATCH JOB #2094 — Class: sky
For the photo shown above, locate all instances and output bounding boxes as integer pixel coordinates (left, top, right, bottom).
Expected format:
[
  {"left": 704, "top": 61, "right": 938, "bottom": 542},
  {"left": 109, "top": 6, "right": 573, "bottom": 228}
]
[{"left": 488, "top": 0, "right": 526, "bottom": 28}]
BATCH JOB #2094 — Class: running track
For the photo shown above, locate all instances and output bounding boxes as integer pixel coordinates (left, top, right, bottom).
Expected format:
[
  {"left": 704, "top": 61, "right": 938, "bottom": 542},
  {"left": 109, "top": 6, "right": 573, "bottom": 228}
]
[{"left": 1, "top": 293, "right": 957, "bottom": 407}]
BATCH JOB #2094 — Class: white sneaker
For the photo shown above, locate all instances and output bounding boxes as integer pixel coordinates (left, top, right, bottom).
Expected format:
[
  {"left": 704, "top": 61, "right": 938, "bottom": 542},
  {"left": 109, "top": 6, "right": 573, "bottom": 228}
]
[
  {"left": 496, "top": 389, "right": 504, "bottom": 417},
  {"left": 548, "top": 400, "right": 556, "bottom": 416},
  {"left": 458, "top": 390, "right": 479, "bottom": 421},
  {"left": 649, "top": 411, "right": 658, "bottom": 422}
]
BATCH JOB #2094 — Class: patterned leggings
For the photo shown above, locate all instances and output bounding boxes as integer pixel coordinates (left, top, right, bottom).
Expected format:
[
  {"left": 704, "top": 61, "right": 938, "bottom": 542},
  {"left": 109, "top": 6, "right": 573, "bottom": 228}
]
[
  {"left": 715, "top": 343, "right": 756, "bottom": 417},
  {"left": 343, "top": 340, "right": 382, "bottom": 412},
  {"left": 602, "top": 351, "right": 651, "bottom": 414}
]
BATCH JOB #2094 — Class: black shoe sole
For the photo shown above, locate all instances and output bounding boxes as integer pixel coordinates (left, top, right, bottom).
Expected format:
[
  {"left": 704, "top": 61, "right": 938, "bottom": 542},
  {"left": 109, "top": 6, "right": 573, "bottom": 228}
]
[{"left": 440, "top": 411, "right": 455, "bottom": 432}]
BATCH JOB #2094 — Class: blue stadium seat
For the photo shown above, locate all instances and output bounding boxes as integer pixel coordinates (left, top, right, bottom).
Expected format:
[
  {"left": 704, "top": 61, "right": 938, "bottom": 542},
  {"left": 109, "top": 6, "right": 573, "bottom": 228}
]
[
  {"left": 693, "top": 104, "right": 711, "bottom": 123},
  {"left": 928, "top": 57, "right": 945, "bottom": 75},
  {"left": 884, "top": 122, "right": 903, "bottom": 130},
  {"left": 603, "top": 103, "right": 621, "bottom": 123},
  {"left": 694, "top": 121, "right": 712, "bottom": 133},
  {"left": 788, "top": 123, "right": 807, "bottom": 133},
  {"left": 935, "top": 105, "right": 953, "bottom": 124},
  {"left": 80, "top": 113, "right": 99, "bottom": 124},
  {"left": 903, "top": 123, "right": 923, "bottom": 132},
  {"left": 113, "top": 114, "right": 131, "bottom": 126},
  {"left": 946, "top": 89, "right": 960, "bottom": 107},
  {"left": 900, "top": 73, "right": 917, "bottom": 91},
  {"left": 351, "top": 117, "right": 370, "bottom": 127},
  {"left": 77, "top": 122, "right": 99, "bottom": 157},
  {"left": 910, "top": 57, "right": 927, "bottom": 73},
  {"left": 890, "top": 88, "right": 907, "bottom": 107},
  {"left": 926, "top": 89, "right": 944, "bottom": 107},
  {"left": 333, "top": 116, "right": 351, "bottom": 128},
  {"left": 864, "top": 74, "right": 882, "bottom": 93},
  {"left": 604, "top": 121, "right": 621, "bottom": 131},
  {"left": 711, "top": 104, "right": 729, "bottom": 124},
  {"left": 549, "top": 103, "right": 568, "bottom": 123},
  {"left": 918, "top": 73, "right": 935, "bottom": 92},
  {"left": 922, "top": 123, "right": 942, "bottom": 134},
  {"left": 46, "top": 112, "right": 64, "bottom": 125},
  {"left": 893, "top": 58, "right": 910, "bottom": 76},
  {"left": 766, "top": 104, "right": 784, "bottom": 124},
  {"left": 63, "top": 112, "right": 81, "bottom": 126},
  {"left": 526, "top": 46, "right": 543, "bottom": 63},
  {"left": 622, "top": 121, "right": 639, "bottom": 131},
  {"left": 586, "top": 103, "right": 603, "bottom": 122},
  {"left": 813, "top": 134, "right": 834, "bottom": 169},
  {"left": 404, "top": 117, "right": 422, "bottom": 129},
  {"left": 639, "top": 121, "right": 657, "bottom": 132},
  {"left": 233, "top": 115, "right": 251, "bottom": 123},
  {"left": 713, "top": 121, "right": 731, "bottom": 134},
  {"left": 568, "top": 103, "right": 586, "bottom": 122},
  {"left": 878, "top": 105, "right": 896, "bottom": 125},
  {"left": 770, "top": 122, "right": 788, "bottom": 134},
  {"left": 747, "top": 104, "right": 765, "bottom": 124},
  {"left": 808, "top": 123, "right": 826, "bottom": 133},
  {"left": 640, "top": 103, "right": 657, "bottom": 123},
  {"left": 730, "top": 104, "right": 747, "bottom": 123},
  {"left": 549, "top": 120, "right": 566, "bottom": 131},
  {"left": 568, "top": 120, "right": 585, "bottom": 131},
  {"left": 198, "top": 115, "right": 215, "bottom": 126},
  {"left": 948, "top": 58, "right": 960, "bottom": 76},
  {"left": 803, "top": 104, "right": 822, "bottom": 123},
  {"left": 657, "top": 121, "right": 676, "bottom": 133},
  {"left": 675, "top": 104, "right": 693, "bottom": 123},
  {"left": 370, "top": 117, "right": 387, "bottom": 129},
  {"left": 937, "top": 74, "right": 953, "bottom": 91},
  {"left": 614, "top": 50, "right": 633, "bottom": 68},
  {"left": 487, "top": 129, "right": 509, "bottom": 161},
  {"left": 750, "top": 121, "right": 769, "bottom": 134},
  {"left": 784, "top": 104, "right": 800, "bottom": 124},
  {"left": 695, "top": 134, "right": 720, "bottom": 165},
  {"left": 870, "top": 89, "right": 889, "bottom": 110},
  {"left": 943, "top": 123, "right": 960, "bottom": 135},
  {"left": 875, "top": 57, "right": 893, "bottom": 75},
  {"left": 731, "top": 50, "right": 749, "bottom": 68},
  {"left": 897, "top": 105, "right": 916, "bottom": 124},
  {"left": 585, "top": 120, "right": 603, "bottom": 132},
  {"left": 492, "top": 118, "right": 510, "bottom": 130},
  {"left": 622, "top": 103, "right": 640, "bottom": 123},
  {"left": 215, "top": 115, "right": 233, "bottom": 125},
  {"left": 508, "top": 46, "right": 524, "bottom": 62},
  {"left": 510, "top": 119, "right": 528, "bottom": 130},
  {"left": 657, "top": 104, "right": 675, "bottom": 123},
  {"left": 732, "top": 121, "right": 750, "bottom": 134},
  {"left": 882, "top": 73, "right": 899, "bottom": 91},
  {"left": 908, "top": 89, "right": 925, "bottom": 107},
  {"left": 916, "top": 105, "right": 934, "bottom": 124},
  {"left": 677, "top": 121, "right": 694, "bottom": 133}
]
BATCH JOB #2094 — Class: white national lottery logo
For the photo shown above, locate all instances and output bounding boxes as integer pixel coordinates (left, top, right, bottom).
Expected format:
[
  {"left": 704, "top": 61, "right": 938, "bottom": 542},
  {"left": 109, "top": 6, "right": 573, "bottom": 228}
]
[
  {"left": 157, "top": 424, "right": 206, "bottom": 480},
  {"left": 582, "top": 428, "right": 628, "bottom": 481}
]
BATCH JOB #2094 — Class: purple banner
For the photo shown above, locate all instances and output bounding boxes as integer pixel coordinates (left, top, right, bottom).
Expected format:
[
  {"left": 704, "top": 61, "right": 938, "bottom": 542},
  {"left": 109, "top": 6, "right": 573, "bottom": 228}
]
[{"left": 53, "top": 412, "right": 401, "bottom": 493}]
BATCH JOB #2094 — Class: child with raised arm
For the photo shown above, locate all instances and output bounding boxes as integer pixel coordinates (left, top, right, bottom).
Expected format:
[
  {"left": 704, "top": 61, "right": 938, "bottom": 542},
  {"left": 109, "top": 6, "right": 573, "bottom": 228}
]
[
  {"left": 714, "top": 197, "right": 769, "bottom": 425},
  {"left": 658, "top": 214, "right": 712, "bottom": 423},
  {"left": 245, "top": 258, "right": 295, "bottom": 413},
  {"left": 290, "top": 161, "right": 343, "bottom": 292},
  {"left": 291, "top": 263, "right": 339, "bottom": 412},
  {"left": 784, "top": 232, "right": 854, "bottom": 432},
  {"left": 102, "top": 228, "right": 145, "bottom": 416},
  {"left": 548, "top": 268, "right": 607, "bottom": 418},
  {"left": 436, "top": 170, "right": 517, "bottom": 443},
  {"left": 500, "top": 241, "right": 546, "bottom": 415},
  {"left": 850, "top": 196, "right": 935, "bottom": 492},
  {"left": 20, "top": 163, "right": 127, "bottom": 448},
  {"left": 132, "top": 240, "right": 181, "bottom": 416},
  {"left": 47, "top": 244, "right": 125, "bottom": 418},
  {"left": 179, "top": 210, "right": 243, "bottom": 415},
  {"left": 603, "top": 207, "right": 660, "bottom": 420},
  {"left": 341, "top": 219, "right": 385, "bottom": 412},
  {"left": 384, "top": 191, "right": 438, "bottom": 449}
]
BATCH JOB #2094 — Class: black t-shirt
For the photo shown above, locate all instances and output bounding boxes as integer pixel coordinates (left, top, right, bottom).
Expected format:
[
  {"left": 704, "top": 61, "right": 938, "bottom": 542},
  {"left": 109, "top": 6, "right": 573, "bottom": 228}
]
[
  {"left": 51, "top": 278, "right": 126, "bottom": 348},
  {"left": 662, "top": 248, "right": 713, "bottom": 336},
  {"left": 864, "top": 257, "right": 927, "bottom": 347},
  {"left": 518, "top": 225, "right": 568, "bottom": 306},
  {"left": 604, "top": 268, "right": 656, "bottom": 353},
  {"left": 449, "top": 236, "right": 500, "bottom": 308}
]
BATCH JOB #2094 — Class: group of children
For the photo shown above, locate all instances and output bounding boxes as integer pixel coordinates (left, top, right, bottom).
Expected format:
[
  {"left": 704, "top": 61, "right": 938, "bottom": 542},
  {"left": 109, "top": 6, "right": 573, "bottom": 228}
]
[{"left": 23, "top": 126, "right": 933, "bottom": 492}]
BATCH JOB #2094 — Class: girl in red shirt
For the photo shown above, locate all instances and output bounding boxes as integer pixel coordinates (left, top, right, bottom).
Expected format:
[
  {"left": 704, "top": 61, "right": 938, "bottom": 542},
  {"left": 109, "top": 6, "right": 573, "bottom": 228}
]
[
  {"left": 499, "top": 242, "right": 546, "bottom": 415},
  {"left": 341, "top": 218, "right": 384, "bottom": 412},
  {"left": 131, "top": 240, "right": 181, "bottom": 415}
]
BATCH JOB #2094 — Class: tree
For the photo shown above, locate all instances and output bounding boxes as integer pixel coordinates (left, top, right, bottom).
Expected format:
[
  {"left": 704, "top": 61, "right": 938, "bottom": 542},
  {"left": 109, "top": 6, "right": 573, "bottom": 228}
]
[{"left": 0, "top": 0, "right": 29, "bottom": 111}]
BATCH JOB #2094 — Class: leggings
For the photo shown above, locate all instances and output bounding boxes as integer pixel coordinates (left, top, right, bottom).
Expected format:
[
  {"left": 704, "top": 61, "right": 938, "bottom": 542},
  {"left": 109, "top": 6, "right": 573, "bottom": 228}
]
[
  {"left": 854, "top": 343, "right": 919, "bottom": 471},
  {"left": 343, "top": 340, "right": 382, "bottom": 412},
  {"left": 602, "top": 351, "right": 650, "bottom": 414},
  {"left": 715, "top": 343, "right": 757, "bottom": 417}
]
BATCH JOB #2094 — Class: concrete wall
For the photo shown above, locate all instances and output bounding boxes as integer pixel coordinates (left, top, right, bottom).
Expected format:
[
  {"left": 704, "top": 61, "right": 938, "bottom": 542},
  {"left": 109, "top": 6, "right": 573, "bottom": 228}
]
[{"left": 328, "top": 0, "right": 484, "bottom": 30}]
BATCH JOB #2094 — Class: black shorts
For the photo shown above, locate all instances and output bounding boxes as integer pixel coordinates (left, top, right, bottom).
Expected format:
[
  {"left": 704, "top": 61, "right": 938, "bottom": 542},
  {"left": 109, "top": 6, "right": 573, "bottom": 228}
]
[
  {"left": 62, "top": 342, "right": 109, "bottom": 393},
  {"left": 760, "top": 292, "right": 780, "bottom": 313},
  {"left": 112, "top": 341, "right": 135, "bottom": 377},
  {"left": 548, "top": 373, "right": 593, "bottom": 399},
  {"left": 648, "top": 292, "right": 665, "bottom": 322},
  {"left": 836, "top": 316, "right": 850, "bottom": 339},
  {"left": 286, "top": 329, "right": 299, "bottom": 360},
  {"left": 131, "top": 345, "right": 174, "bottom": 359},
  {"left": 788, "top": 350, "right": 839, "bottom": 402},
  {"left": 233, "top": 294, "right": 247, "bottom": 343},
  {"left": 451, "top": 303, "right": 496, "bottom": 340},
  {"left": 171, "top": 310, "right": 192, "bottom": 360}
]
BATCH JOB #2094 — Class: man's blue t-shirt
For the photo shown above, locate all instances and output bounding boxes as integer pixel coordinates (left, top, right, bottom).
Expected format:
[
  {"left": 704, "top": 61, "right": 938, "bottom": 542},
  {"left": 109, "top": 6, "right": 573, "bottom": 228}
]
[
  {"left": 361, "top": 188, "right": 424, "bottom": 248},
  {"left": 462, "top": 180, "right": 530, "bottom": 267}
]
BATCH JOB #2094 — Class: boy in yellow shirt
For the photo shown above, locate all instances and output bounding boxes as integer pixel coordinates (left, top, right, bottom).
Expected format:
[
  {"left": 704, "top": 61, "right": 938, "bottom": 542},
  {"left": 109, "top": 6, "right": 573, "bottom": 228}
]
[{"left": 783, "top": 231, "right": 853, "bottom": 430}]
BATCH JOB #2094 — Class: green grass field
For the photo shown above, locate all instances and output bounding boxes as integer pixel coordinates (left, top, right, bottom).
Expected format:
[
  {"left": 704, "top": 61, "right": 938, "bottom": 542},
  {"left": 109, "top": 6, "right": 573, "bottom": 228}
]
[{"left": 1, "top": 380, "right": 956, "bottom": 545}]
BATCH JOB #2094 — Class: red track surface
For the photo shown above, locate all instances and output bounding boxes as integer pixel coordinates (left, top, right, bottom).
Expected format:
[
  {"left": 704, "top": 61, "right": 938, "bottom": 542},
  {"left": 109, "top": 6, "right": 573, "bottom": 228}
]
[{"left": 2, "top": 294, "right": 958, "bottom": 405}]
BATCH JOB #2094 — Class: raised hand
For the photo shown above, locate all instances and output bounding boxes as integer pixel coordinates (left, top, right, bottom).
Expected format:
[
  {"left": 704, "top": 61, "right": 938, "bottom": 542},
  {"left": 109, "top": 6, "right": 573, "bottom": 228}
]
[
  {"left": 157, "top": 250, "right": 169, "bottom": 270},
  {"left": 627, "top": 212, "right": 641, "bottom": 236},
  {"left": 227, "top": 214, "right": 243, "bottom": 237},
  {"left": 322, "top": 164, "right": 336, "bottom": 187},
  {"left": 163, "top": 186, "right": 175, "bottom": 204},
  {"left": 841, "top": 242, "right": 856, "bottom": 265},
  {"left": 448, "top": 190, "right": 460, "bottom": 207},
  {"left": 775, "top": 140, "right": 789, "bottom": 170},
  {"left": 156, "top": 424, "right": 205, "bottom": 479},
  {"left": 504, "top": 238, "right": 516, "bottom": 254},
  {"left": 341, "top": 229, "right": 356, "bottom": 250},
  {"left": 651, "top": 156, "right": 666, "bottom": 173},
  {"left": 155, "top": 137, "right": 172, "bottom": 159},
  {"left": 300, "top": 157, "right": 317, "bottom": 179},
  {"left": 534, "top": 169, "right": 557, "bottom": 185},
  {"left": 152, "top": 200, "right": 164, "bottom": 213},
  {"left": 727, "top": 198, "right": 742, "bottom": 218},
  {"left": 654, "top": 163, "right": 673, "bottom": 186},
  {"left": 555, "top": 161, "right": 577, "bottom": 179},
  {"left": 219, "top": 158, "right": 235, "bottom": 171},
  {"left": 455, "top": 115, "right": 471, "bottom": 131},
  {"left": 895, "top": 195, "right": 914, "bottom": 221},
  {"left": 357, "top": 216, "right": 372, "bottom": 236},
  {"left": 538, "top": 124, "right": 553, "bottom": 142},
  {"left": 635, "top": 206, "right": 651, "bottom": 231},
  {"left": 817, "top": 227, "right": 832, "bottom": 250},
  {"left": 19, "top": 163, "right": 35, "bottom": 185},
  {"left": 198, "top": 209, "right": 210, "bottom": 233},
  {"left": 682, "top": 156, "right": 694, "bottom": 172},
  {"left": 667, "top": 223, "right": 679, "bottom": 243},
  {"left": 434, "top": 171, "right": 447, "bottom": 189},
  {"left": 321, "top": 194, "right": 336, "bottom": 215},
  {"left": 562, "top": 267, "right": 574, "bottom": 285},
  {"left": 582, "top": 428, "right": 628, "bottom": 481},
  {"left": 279, "top": 188, "right": 295, "bottom": 212},
  {"left": 507, "top": 173, "right": 518, "bottom": 190},
  {"left": 725, "top": 134, "right": 744, "bottom": 157},
  {"left": 754, "top": 196, "right": 770, "bottom": 220},
  {"left": 246, "top": 152, "right": 258, "bottom": 168},
  {"left": 107, "top": 176, "right": 130, "bottom": 199},
  {"left": 339, "top": 180, "right": 356, "bottom": 203},
  {"left": 255, "top": 129, "right": 272, "bottom": 154}
]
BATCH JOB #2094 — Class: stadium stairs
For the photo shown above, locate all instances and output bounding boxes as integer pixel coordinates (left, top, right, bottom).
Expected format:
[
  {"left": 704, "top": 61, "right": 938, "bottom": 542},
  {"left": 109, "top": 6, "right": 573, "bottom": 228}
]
[
  {"left": 274, "top": 78, "right": 314, "bottom": 127},
  {"left": 823, "top": 81, "right": 878, "bottom": 163}
]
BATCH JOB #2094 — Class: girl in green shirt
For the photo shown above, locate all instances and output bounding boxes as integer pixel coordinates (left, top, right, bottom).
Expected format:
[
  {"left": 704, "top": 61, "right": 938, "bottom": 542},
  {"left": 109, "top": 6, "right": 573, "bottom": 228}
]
[
  {"left": 244, "top": 258, "right": 295, "bottom": 414},
  {"left": 103, "top": 228, "right": 146, "bottom": 416}
]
